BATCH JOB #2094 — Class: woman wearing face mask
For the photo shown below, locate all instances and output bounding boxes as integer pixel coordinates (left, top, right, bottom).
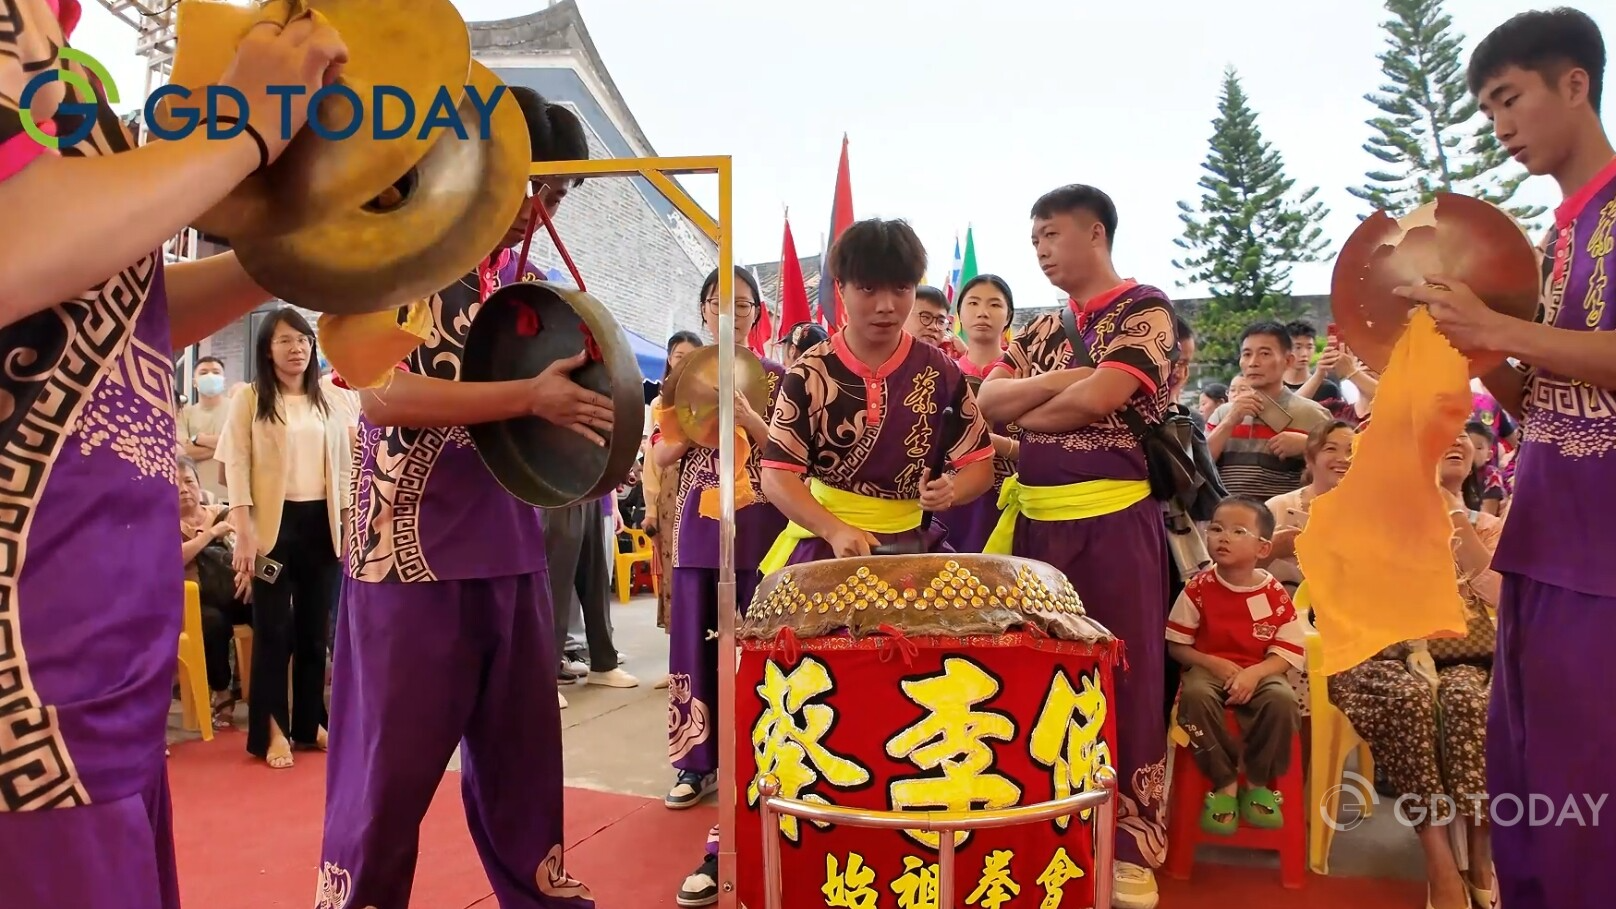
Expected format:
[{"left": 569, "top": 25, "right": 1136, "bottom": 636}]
[{"left": 218, "top": 308, "right": 352, "bottom": 769}]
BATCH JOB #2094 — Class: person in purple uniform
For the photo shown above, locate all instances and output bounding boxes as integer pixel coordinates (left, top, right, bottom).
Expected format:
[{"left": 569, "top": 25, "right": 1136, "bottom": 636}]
[
  {"left": 0, "top": 6, "right": 345, "bottom": 908},
  {"left": 316, "top": 88, "right": 606, "bottom": 909},
  {"left": 1394, "top": 11, "right": 1615, "bottom": 909},
  {"left": 654, "top": 266, "right": 787, "bottom": 810},
  {"left": 977, "top": 185, "right": 1177, "bottom": 909},
  {"left": 759, "top": 218, "right": 995, "bottom": 565}
]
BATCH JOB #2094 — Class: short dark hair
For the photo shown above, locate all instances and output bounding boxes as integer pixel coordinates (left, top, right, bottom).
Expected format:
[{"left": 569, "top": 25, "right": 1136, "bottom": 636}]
[
  {"left": 1284, "top": 320, "right": 1317, "bottom": 342},
  {"left": 1202, "top": 382, "right": 1229, "bottom": 403},
  {"left": 1239, "top": 320, "right": 1292, "bottom": 352},
  {"left": 915, "top": 286, "right": 949, "bottom": 310},
  {"left": 787, "top": 321, "right": 830, "bottom": 355},
  {"left": 196, "top": 356, "right": 224, "bottom": 369},
  {"left": 1216, "top": 496, "right": 1276, "bottom": 539},
  {"left": 1464, "top": 420, "right": 1497, "bottom": 443},
  {"left": 699, "top": 266, "right": 763, "bottom": 307},
  {"left": 511, "top": 87, "right": 590, "bottom": 185},
  {"left": 1030, "top": 184, "right": 1118, "bottom": 246},
  {"left": 956, "top": 274, "right": 1016, "bottom": 322},
  {"left": 1468, "top": 8, "right": 1606, "bottom": 113},
  {"left": 827, "top": 218, "right": 927, "bottom": 289}
]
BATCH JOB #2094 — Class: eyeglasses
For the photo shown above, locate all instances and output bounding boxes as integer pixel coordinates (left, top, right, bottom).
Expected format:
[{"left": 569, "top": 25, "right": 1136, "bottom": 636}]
[
  {"left": 1206, "top": 523, "right": 1267, "bottom": 541},
  {"left": 913, "top": 312, "right": 949, "bottom": 329},
  {"left": 703, "top": 299, "right": 758, "bottom": 315},
  {"left": 272, "top": 335, "right": 312, "bottom": 349}
]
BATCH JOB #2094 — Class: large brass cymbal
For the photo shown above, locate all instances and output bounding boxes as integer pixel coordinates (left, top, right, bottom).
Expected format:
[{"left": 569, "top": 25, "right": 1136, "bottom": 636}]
[
  {"left": 233, "top": 60, "right": 529, "bottom": 314},
  {"left": 1331, "top": 193, "right": 1540, "bottom": 377},
  {"left": 668, "top": 344, "right": 771, "bottom": 449},
  {"left": 155, "top": 0, "right": 472, "bottom": 238}
]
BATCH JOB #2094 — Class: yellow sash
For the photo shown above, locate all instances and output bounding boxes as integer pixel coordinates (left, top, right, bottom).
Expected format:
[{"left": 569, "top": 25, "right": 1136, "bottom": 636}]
[
  {"left": 758, "top": 479, "right": 922, "bottom": 575},
  {"left": 983, "top": 475, "right": 1151, "bottom": 554}
]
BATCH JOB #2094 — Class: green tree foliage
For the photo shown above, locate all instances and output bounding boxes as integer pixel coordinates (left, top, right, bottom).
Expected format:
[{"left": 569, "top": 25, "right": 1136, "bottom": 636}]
[
  {"left": 1349, "top": 0, "right": 1545, "bottom": 225},
  {"left": 1173, "top": 67, "right": 1332, "bottom": 370}
]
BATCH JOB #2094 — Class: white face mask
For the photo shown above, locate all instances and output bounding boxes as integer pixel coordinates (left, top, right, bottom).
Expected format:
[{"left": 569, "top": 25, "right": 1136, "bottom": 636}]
[{"left": 196, "top": 374, "right": 226, "bottom": 397}]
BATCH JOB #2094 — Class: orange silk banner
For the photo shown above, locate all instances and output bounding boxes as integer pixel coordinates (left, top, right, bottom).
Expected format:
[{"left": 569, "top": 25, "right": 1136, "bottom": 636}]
[
  {"left": 650, "top": 403, "right": 756, "bottom": 518},
  {"left": 1295, "top": 308, "right": 1471, "bottom": 675}
]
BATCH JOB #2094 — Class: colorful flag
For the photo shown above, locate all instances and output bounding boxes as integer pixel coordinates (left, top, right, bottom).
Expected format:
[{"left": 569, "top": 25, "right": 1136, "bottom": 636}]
[
  {"left": 944, "top": 235, "right": 962, "bottom": 303},
  {"left": 748, "top": 266, "right": 773, "bottom": 355},
  {"left": 776, "top": 216, "right": 813, "bottom": 337},
  {"left": 954, "top": 226, "right": 979, "bottom": 340},
  {"left": 820, "top": 134, "right": 855, "bottom": 330}
]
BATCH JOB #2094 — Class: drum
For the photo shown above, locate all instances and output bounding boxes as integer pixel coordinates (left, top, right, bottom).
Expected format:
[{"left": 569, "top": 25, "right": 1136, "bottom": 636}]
[{"left": 734, "top": 553, "right": 1121, "bottom": 909}]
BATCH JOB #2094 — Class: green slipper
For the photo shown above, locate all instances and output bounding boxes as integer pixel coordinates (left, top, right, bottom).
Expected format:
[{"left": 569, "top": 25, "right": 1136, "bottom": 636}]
[
  {"left": 1200, "top": 792, "right": 1239, "bottom": 836},
  {"left": 1240, "top": 786, "right": 1285, "bottom": 829}
]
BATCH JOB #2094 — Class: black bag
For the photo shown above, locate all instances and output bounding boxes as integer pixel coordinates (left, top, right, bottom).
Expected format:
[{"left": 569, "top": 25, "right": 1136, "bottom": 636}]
[
  {"left": 1058, "top": 305, "right": 1226, "bottom": 516},
  {"left": 192, "top": 512, "right": 238, "bottom": 608}
]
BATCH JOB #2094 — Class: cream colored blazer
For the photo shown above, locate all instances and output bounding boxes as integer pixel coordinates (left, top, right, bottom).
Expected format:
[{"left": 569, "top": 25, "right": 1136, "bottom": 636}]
[{"left": 217, "top": 384, "right": 351, "bottom": 557}]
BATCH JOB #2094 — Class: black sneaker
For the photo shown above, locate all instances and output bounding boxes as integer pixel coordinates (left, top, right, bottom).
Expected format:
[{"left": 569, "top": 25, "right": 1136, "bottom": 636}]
[
  {"left": 675, "top": 854, "right": 719, "bottom": 907},
  {"left": 665, "top": 770, "right": 717, "bottom": 809}
]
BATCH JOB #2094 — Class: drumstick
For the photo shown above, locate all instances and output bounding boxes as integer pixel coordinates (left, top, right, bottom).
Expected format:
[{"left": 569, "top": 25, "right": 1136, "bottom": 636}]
[{"left": 919, "top": 405, "right": 956, "bottom": 533}]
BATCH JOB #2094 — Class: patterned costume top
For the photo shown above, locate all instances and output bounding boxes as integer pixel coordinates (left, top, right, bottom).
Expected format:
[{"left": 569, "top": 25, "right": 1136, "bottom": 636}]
[
  {"left": 998, "top": 281, "right": 1177, "bottom": 485},
  {"left": 1492, "top": 158, "right": 1616, "bottom": 598},
  {"left": 762, "top": 332, "right": 993, "bottom": 495},
  {"left": 1, "top": 0, "right": 179, "bottom": 810},
  {"left": 347, "top": 249, "right": 549, "bottom": 583}
]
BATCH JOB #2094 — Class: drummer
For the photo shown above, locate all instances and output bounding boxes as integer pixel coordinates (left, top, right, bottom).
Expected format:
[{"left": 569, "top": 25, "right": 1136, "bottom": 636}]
[
  {"left": 652, "top": 266, "right": 788, "bottom": 811},
  {"left": 758, "top": 217, "right": 996, "bottom": 565},
  {"left": 941, "top": 273, "right": 1021, "bottom": 552},
  {"left": 0, "top": 9, "right": 345, "bottom": 909},
  {"left": 317, "top": 88, "right": 603, "bottom": 907},
  {"left": 1395, "top": 10, "right": 1615, "bottom": 908},
  {"left": 977, "top": 184, "right": 1175, "bottom": 909}
]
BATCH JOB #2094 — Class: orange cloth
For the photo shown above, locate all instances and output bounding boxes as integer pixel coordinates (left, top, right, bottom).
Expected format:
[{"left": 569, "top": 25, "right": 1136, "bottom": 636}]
[
  {"left": 651, "top": 403, "right": 756, "bottom": 520},
  {"left": 317, "top": 302, "right": 433, "bottom": 390},
  {"left": 1295, "top": 309, "right": 1471, "bottom": 675}
]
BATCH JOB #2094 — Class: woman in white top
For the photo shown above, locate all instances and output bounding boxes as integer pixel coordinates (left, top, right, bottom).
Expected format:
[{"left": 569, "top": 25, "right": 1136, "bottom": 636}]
[{"left": 219, "top": 309, "right": 351, "bottom": 769}]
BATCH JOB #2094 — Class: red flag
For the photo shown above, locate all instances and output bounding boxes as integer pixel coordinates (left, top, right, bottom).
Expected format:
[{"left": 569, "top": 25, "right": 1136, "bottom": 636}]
[
  {"left": 821, "top": 134, "right": 855, "bottom": 330},
  {"left": 748, "top": 287, "right": 773, "bottom": 356},
  {"left": 777, "top": 217, "right": 812, "bottom": 338}
]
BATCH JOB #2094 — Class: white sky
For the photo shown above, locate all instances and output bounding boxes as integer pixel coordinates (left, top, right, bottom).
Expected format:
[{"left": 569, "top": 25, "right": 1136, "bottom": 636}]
[{"left": 73, "top": 0, "right": 1613, "bottom": 311}]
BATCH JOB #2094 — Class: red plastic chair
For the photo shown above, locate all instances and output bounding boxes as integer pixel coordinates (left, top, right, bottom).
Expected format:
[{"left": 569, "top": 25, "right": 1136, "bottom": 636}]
[{"left": 1164, "top": 707, "right": 1306, "bottom": 889}]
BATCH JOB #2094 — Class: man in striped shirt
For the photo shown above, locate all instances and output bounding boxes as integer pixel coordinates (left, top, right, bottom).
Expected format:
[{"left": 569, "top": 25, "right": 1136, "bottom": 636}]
[{"left": 1207, "top": 322, "right": 1331, "bottom": 499}]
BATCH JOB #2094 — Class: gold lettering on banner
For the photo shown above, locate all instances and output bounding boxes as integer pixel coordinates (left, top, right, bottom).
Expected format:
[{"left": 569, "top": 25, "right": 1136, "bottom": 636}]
[
  {"left": 1584, "top": 199, "right": 1614, "bottom": 328},
  {"left": 747, "top": 657, "right": 871, "bottom": 842}
]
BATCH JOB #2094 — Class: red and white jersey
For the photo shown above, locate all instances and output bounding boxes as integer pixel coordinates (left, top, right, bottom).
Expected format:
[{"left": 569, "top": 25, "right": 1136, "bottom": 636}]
[{"left": 1166, "top": 568, "right": 1308, "bottom": 670}]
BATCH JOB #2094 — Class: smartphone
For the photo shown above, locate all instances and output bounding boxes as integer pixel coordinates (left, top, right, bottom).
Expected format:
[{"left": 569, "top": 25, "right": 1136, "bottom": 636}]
[
  {"left": 254, "top": 555, "right": 283, "bottom": 585},
  {"left": 1326, "top": 322, "right": 1340, "bottom": 344},
  {"left": 1254, "top": 392, "right": 1295, "bottom": 434}
]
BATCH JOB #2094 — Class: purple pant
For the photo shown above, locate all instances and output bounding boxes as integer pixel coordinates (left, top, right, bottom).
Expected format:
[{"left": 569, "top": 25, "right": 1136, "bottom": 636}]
[
  {"left": 1488, "top": 573, "right": 1616, "bottom": 909},
  {"left": 669, "top": 567, "right": 763, "bottom": 774},
  {"left": 1013, "top": 498, "right": 1168, "bottom": 869},
  {"left": 319, "top": 573, "right": 593, "bottom": 908}
]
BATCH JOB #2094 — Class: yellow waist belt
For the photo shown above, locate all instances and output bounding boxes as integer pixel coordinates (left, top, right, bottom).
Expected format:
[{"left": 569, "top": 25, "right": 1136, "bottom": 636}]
[
  {"left": 759, "top": 479, "right": 921, "bottom": 575},
  {"left": 983, "top": 475, "right": 1151, "bottom": 555}
]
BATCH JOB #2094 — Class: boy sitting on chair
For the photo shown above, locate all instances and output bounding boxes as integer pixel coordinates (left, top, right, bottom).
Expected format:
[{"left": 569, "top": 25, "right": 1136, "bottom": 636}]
[{"left": 1166, "top": 497, "right": 1307, "bottom": 835}]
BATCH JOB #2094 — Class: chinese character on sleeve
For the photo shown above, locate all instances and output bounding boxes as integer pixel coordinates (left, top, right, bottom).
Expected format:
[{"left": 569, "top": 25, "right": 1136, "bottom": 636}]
[
  {"left": 823, "top": 853, "right": 878, "bottom": 909},
  {"left": 747, "top": 657, "right": 872, "bottom": 842},
  {"left": 966, "top": 849, "right": 1020, "bottom": 909},
  {"left": 1035, "top": 847, "right": 1085, "bottom": 909},
  {"left": 1028, "top": 666, "right": 1112, "bottom": 829},
  {"left": 891, "top": 856, "right": 940, "bottom": 909}
]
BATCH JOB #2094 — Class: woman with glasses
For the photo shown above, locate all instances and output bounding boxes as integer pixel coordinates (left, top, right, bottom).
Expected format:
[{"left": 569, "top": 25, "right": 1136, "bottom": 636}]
[{"left": 219, "top": 308, "right": 352, "bottom": 769}]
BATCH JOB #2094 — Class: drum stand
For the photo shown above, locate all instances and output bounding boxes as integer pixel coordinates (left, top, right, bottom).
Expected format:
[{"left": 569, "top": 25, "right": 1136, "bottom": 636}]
[{"left": 528, "top": 156, "right": 1122, "bottom": 908}]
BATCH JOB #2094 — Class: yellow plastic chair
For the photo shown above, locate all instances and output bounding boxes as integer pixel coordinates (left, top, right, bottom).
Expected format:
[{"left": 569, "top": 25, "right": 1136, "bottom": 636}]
[
  {"left": 233, "top": 625, "right": 253, "bottom": 702},
  {"left": 614, "top": 528, "right": 656, "bottom": 603},
  {"left": 176, "top": 581, "right": 214, "bottom": 742},
  {"left": 1300, "top": 583, "right": 1375, "bottom": 875}
]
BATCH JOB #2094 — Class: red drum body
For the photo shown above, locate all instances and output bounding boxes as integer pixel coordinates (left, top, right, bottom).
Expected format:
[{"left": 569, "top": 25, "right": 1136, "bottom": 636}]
[{"left": 735, "top": 554, "right": 1121, "bottom": 909}]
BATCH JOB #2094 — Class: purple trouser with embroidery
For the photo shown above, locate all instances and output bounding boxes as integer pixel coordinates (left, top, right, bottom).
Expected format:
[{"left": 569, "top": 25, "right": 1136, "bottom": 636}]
[
  {"left": 668, "top": 567, "right": 764, "bottom": 774},
  {"left": 1488, "top": 573, "right": 1616, "bottom": 909},
  {"left": 319, "top": 572, "right": 594, "bottom": 908},
  {"left": 1014, "top": 498, "right": 1168, "bottom": 869}
]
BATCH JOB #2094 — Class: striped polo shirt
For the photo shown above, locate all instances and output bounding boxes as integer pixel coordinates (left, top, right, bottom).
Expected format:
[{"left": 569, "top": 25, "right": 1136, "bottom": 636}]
[{"left": 1209, "top": 388, "right": 1332, "bottom": 500}]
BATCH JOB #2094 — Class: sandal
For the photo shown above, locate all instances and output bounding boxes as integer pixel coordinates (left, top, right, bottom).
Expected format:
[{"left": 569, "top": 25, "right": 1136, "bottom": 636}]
[
  {"left": 1199, "top": 791, "right": 1239, "bottom": 836},
  {"left": 210, "top": 694, "right": 236, "bottom": 730},
  {"left": 1240, "top": 786, "right": 1284, "bottom": 829}
]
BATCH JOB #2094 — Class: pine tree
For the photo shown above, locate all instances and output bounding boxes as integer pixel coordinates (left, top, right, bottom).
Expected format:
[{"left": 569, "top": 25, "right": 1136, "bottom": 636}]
[
  {"left": 1173, "top": 67, "right": 1331, "bottom": 370},
  {"left": 1349, "top": 0, "right": 1545, "bottom": 224}
]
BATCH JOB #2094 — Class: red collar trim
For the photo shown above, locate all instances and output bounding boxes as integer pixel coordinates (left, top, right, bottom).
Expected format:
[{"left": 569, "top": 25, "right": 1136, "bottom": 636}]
[
  {"left": 833, "top": 330, "right": 912, "bottom": 380},
  {"left": 1066, "top": 279, "right": 1139, "bottom": 318},
  {"left": 1556, "top": 156, "right": 1616, "bottom": 228},
  {"left": 956, "top": 350, "right": 1000, "bottom": 378}
]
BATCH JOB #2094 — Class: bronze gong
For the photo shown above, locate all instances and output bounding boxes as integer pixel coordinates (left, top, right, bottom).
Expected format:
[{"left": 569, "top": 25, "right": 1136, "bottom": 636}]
[
  {"left": 666, "top": 343, "right": 771, "bottom": 449},
  {"left": 462, "top": 281, "right": 646, "bottom": 508},
  {"left": 1331, "top": 193, "right": 1541, "bottom": 377}
]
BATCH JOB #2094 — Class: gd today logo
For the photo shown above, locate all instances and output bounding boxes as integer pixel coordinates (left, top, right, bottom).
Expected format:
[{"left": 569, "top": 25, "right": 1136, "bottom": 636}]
[{"left": 19, "top": 48, "right": 118, "bottom": 149}]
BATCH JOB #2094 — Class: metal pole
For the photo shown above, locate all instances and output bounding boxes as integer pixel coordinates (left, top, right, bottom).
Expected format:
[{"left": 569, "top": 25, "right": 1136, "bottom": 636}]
[{"left": 715, "top": 161, "right": 740, "bottom": 908}]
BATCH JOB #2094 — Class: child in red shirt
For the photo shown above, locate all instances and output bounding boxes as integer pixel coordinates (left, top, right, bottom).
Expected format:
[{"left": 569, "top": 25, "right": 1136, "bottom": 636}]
[{"left": 1167, "top": 497, "right": 1307, "bottom": 836}]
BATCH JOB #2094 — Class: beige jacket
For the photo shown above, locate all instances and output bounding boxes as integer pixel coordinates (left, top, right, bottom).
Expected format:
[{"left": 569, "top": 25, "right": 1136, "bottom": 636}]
[{"left": 217, "top": 384, "right": 351, "bottom": 557}]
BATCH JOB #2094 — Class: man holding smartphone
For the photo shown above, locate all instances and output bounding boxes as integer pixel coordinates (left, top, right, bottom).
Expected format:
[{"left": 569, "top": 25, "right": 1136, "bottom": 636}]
[{"left": 1207, "top": 322, "right": 1332, "bottom": 500}]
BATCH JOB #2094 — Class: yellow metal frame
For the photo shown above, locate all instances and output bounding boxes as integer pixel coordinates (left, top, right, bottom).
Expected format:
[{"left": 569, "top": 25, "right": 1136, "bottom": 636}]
[{"left": 529, "top": 155, "right": 744, "bottom": 908}]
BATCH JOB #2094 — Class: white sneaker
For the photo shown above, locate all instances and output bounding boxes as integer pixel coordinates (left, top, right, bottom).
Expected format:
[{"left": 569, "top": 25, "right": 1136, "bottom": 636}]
[
  {"left": 563, "top": 659, "right": 589, "bottom": 676},
  {"left": 558, "top": 692, "right": 568, "bottom": 709},
  {"left": 1112, "top": 862, "right": 1159, "bottom": 909},
  {"left": 654, "top": 674, "right": 671, "bottom": 690},
  {"left": 588, "top": 668, "right": 640, "bottom": 688}
]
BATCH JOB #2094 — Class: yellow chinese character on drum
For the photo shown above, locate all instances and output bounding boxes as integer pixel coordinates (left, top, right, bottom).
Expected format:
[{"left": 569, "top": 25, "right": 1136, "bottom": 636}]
[
  {"left": 1035, "top": 847, "right": 1085, "bottom": 909},
  {"left": 747, "top": 657, "right": 872, "bottom": 842},
  {"left": 966, "top": 849, "right": 1020, "bottom": 909},
  {"left": 891, "top": 856, "right": 940, "bottom": 909},
  {"left": 1028, "top": 666, "right": 1112, "bottom": 829},
  {"left": 822, "top": 853, "right": 878, "bottom": 909},
  {"left": 885, "top": 656, "right": 1022, "bottom": 849}
]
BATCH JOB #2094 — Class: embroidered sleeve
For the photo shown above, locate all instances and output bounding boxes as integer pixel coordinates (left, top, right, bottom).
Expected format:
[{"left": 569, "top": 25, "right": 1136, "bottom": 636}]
[
  {"left": 1098, "top": 297, "right": 1176, "bottom": 395},
  {"left": 0, "top": 0, "right": 61, "bottom": 182},
  {"left": 1266, "top": 583, "right": 1309, "bottom": 670},
  {"left": 761, "top": 360, "right": 814, "bottom": 474},
  {"left": 1165, "top": 588, "right": 1200, "bottom": 643},
  {"left": 947, "top": 374, "right": 994, "bottom": 468},
  {"left": 997, "top": 328, "right": 1034, "bottom": 379}
]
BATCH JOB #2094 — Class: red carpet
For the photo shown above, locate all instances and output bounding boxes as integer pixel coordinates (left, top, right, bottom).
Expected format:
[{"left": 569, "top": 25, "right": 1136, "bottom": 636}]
[{"left": 168, "top": 739, "right": 1424, "bottom": 907}]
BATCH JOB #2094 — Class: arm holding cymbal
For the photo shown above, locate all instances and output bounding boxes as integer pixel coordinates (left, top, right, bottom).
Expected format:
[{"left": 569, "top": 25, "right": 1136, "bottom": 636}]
[{"left": 167, "top": 253, "right": 276, "bottom": 348}]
